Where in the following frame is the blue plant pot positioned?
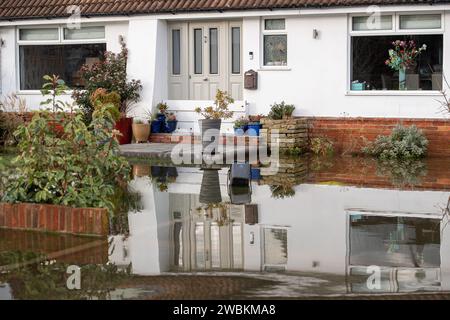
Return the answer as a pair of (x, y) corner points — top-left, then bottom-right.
(234, 127), (245, 136)
(251, 168), (261, 180)
(157, 113), (166, 122)
(166, 120), (178, 133)
(247, 123), (261, 136)
(151, 120), (162, 133)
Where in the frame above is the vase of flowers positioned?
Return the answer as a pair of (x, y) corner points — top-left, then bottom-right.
(385, 40), (427, 90)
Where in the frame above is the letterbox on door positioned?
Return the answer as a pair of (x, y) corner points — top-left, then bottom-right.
(244, 70), (258, 90)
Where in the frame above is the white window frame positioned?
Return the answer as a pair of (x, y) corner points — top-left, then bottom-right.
(260, 17), (290, 71)
(16, 24), (107, 93)
(347, 12), (444, 96)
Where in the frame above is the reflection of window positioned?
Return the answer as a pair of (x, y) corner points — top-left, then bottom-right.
(19, 44), (106, 90)
(264, 228), (288, 266)
(351, 35), (443, 91)
(263, 19), (287, 66)
(349, 215), (441, 268)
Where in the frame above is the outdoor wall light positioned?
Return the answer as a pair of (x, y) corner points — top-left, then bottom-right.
(249, 51), (254, 60)
(0, 38), (4, 47)
(313, 29), (319, 39)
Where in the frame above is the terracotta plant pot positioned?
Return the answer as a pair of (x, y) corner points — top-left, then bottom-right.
(132, 123), (150, 143)
(115, 117), (133, 145)
(132, 164), (151, 177)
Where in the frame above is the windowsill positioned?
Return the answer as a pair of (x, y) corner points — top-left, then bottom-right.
(346, 90), (442, 96)
(258, 66), (291, 71)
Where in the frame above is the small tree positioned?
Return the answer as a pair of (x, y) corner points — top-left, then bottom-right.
(195, 90), (234, 120)
(72, 36), (142, 123)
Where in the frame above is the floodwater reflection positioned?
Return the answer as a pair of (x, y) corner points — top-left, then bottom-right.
(1, 156), (449, 298)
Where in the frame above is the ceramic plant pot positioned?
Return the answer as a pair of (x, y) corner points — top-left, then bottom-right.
(132, 123), (150, 143)
(199, 119), (222, 154)
(115, 117), (133, 145)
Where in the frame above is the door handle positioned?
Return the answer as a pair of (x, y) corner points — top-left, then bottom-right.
(203, 78), (209, 81)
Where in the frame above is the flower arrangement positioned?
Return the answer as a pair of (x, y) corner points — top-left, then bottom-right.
(385, 40), (427, 72)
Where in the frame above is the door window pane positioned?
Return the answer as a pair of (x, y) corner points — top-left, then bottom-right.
(264, 228), (288, 265)
(265, 19), (285, 30)
(400, 14), (441, 30)
(231, 27), (241, 74)
(351, 34), (443, 91)
(172, 29), (181, 75)
(195, 223), (205, 269)
(263, 35), (287, 66)
(19, 43), (106, 90)
(194, 28), (203, 74)
(352, 15), (393, 31)
(64, 26), (105, 40)
(209, 28), (218, 74)
(19, 28), (59, 41)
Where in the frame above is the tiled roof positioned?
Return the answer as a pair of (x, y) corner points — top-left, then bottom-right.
(0, 0), (448, 21)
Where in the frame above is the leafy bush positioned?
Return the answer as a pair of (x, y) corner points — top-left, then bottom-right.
(270, 185), (296, 199)
(268, 101), (295, 120)
(310, 137), (334, 157)
(376, 158), (427, 187)
(1, 77), (130, 213)
(90, 88), (121, 122)
(195, 90), (234, 120)
(0, 93), (27, 146)
(363, 125), (428, 160)
(72, 36), (142, 123)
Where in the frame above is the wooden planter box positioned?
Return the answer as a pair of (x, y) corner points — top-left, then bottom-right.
(0, 203), (109, 236)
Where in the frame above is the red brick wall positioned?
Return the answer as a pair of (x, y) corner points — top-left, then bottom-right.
(0, 203), (109, 236)
(308, 117), (450, 157)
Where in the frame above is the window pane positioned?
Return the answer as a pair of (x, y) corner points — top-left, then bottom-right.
(19, 44), (106, 90)
(352, 15), (393, 31)
(400, 14), (441, 29)
(194, 28), (203, 74)
(195, 223), (205, 269)
(209, 28), (218, 74)
(264, 228), (288, 265)
(19, 28), (59, 41)
(264, 35), (287, 66)
(231, 27), (241, 74)
(351, 35), (443, 91)
(265, 19), (285, 30)
(172, 29), (181, 75)
(64, 26), (105, 40)
(232, 224), (243, 268)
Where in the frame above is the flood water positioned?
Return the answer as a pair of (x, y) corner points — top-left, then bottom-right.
(1, 155), (449, 300)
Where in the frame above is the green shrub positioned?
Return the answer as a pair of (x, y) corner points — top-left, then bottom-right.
(270, 185), (296, 199)
(72, 36), (142, 123)
(310, 137), (334, 157)
(363, 125), (428, 160)
(0, 93), (27, 146)
(1, 77), (130, 213)
(90, 88), (121, 122)
(268, 101), (295, 120)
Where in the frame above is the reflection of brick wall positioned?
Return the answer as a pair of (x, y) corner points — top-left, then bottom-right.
(307, 157), (450, 191)
(0, 229), (108, 265)
(0, 203), (109, 236)
(308, 117), (450, 157)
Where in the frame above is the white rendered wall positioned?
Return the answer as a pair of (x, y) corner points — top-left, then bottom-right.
(127, 19), (168, 119)
(242, 13), (450, 119)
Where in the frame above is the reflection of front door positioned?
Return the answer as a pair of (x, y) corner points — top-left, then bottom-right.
(189, 22), (227, 100)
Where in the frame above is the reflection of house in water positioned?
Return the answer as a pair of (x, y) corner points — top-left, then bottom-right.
(111, 164), (450, 293)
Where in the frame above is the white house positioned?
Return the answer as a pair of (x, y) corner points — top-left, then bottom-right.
(1, 1), (450, 133)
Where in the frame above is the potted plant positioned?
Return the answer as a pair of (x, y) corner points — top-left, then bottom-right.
(156, 102), (168, 121)
(195, 90), (234, 154)
(150, 113), (163, 134)
(385, 40), (427, 90)
(268, 102), (295, 120)
(165, 112), (178, 133)
(233, 116), (249, 135)
(247, 114), (265, 136)
(132, 119), (150, 143)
